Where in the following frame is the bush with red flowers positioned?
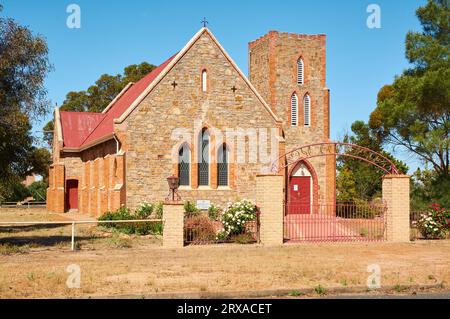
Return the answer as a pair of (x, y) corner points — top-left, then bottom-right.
(413, 203), (450, 239)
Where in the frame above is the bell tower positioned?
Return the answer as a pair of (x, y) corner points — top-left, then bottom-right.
(248, 31), (334, 205)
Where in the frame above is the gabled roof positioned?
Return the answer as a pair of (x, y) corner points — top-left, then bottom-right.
(59, 111), (105, 148)
(59, 53), (177, 150)
(59, 27), (280, 152)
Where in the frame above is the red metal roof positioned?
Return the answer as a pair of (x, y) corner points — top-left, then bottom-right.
(60, 53), (177, 150)
(60, 111), (105, 148)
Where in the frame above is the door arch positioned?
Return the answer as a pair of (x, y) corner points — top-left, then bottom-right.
(287, 160), (319, 215)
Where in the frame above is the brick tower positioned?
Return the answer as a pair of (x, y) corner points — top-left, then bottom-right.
(248, 31), (335, 206)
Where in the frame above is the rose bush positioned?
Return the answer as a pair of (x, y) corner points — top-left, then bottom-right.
(219, 199), (258, 238)
(414, 203), (450, 239)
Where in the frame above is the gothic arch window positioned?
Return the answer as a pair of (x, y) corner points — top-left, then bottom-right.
(217, 143), (228, 187)
(198, 128), (209, 186)
(297, 58), (304, 85)
(202, 70), (207, 92)
(291, 93), (298, 126)
(304, 94), (311, 126)
(178, 143), (190, 186)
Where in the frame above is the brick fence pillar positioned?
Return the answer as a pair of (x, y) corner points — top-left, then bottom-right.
(382, 175), (410, 242)
(53, 163), (65, 213)
(163, 201), (184, 249)
(256, 173), (284, 246)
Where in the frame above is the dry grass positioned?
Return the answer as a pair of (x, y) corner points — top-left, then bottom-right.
(0, 209), (449, 298)
(0, 240), (448, 298)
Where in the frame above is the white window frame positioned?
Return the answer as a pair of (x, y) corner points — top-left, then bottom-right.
(291, 93), (298, 126)
(304, 94), (311, 127)
(297, 58), (304, 85)
(202, 70), (207, 92)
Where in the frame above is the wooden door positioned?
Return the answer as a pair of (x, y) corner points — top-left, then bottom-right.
(288, 176), (311, 214)
(66, 179), (78, 210)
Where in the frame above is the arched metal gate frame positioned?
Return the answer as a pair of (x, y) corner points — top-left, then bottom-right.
(270, 142), (400, 243)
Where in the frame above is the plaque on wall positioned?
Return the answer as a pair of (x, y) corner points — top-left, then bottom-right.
(196, 200), (211, 210)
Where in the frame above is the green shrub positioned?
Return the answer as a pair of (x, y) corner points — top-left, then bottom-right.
(98, 204), (163, 236)
(208, 204), (222, 221)
(220, 199), (257, 238)
(414, 203), (450, 239)
(135, 202), (154, 219)
(184, 201), (199, 217)
(154, 202), (163, 219)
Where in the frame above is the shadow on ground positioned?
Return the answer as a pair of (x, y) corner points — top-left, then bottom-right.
(0, 235), (94, 247)
(0, 224), (69, 234)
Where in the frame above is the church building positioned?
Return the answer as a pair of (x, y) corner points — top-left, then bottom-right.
(46, 27), (335, 216)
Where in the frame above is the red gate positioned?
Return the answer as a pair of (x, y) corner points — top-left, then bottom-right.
(269, 142), (399, 243)
(284, 202), (387, 242)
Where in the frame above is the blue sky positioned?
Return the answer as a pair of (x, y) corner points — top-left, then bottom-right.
(2, 0), (425, 170)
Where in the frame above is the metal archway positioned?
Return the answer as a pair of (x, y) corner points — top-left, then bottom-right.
(271, 142), (400, 175)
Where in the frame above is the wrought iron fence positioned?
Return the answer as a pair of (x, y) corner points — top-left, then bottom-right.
(410, 211), (426, 240)
(284, 202), (387, 242)
(184, 214), (260, 245)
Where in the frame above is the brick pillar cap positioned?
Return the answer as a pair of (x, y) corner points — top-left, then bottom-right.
(383, 174), (410, 179)
(163, 200), (184, 206)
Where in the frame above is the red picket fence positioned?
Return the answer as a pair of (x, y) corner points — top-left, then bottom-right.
(284, 202), (387, 242)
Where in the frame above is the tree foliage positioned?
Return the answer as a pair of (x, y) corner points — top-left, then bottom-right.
(337, 121), (408, 202)
(43, 62), (156, 145)
(369, 0), (449, 177)
(0, 7), (52, 201)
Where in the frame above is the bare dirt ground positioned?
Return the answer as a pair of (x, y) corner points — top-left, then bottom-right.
(0, 209), (449, 299)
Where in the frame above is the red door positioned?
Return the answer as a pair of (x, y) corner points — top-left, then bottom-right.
(66, 180), (78, 211)
(288, 176), (311, 214)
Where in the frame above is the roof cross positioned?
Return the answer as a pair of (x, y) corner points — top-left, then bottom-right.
(201, 17), (209, 28)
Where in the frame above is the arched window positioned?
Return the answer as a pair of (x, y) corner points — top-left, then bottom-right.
(202, 70), (207, 92)
(304, 94), (311, 126)
(297, 58), (304, 85)
(217, 144), (228, 187)
(198, 128), (209, 186)
(291, 93), (298, 126)
(178, 144), (190, 186)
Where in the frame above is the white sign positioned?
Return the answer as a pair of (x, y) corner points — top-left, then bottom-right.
(196, 200), (211, 210)
(293, 185), (298, 191)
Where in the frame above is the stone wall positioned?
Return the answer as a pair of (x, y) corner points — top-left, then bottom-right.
(249, 31), (335, 204)
(121, 31), (282, 210)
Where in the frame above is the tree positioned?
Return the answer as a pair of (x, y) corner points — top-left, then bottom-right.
(28, 181), (47, 201)
(0, 5), (52, 201)
(369, 0), (449, 177)
(337, 121), (408, 201)
(43, 62), (156, 146)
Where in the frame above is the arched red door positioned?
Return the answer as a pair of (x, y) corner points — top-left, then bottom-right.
(288, 176), (311, 214)
(66, 179), (78, 211)
(287, 162), (313, 215)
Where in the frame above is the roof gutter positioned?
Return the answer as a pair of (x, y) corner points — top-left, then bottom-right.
(62, 132), (115, 153)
